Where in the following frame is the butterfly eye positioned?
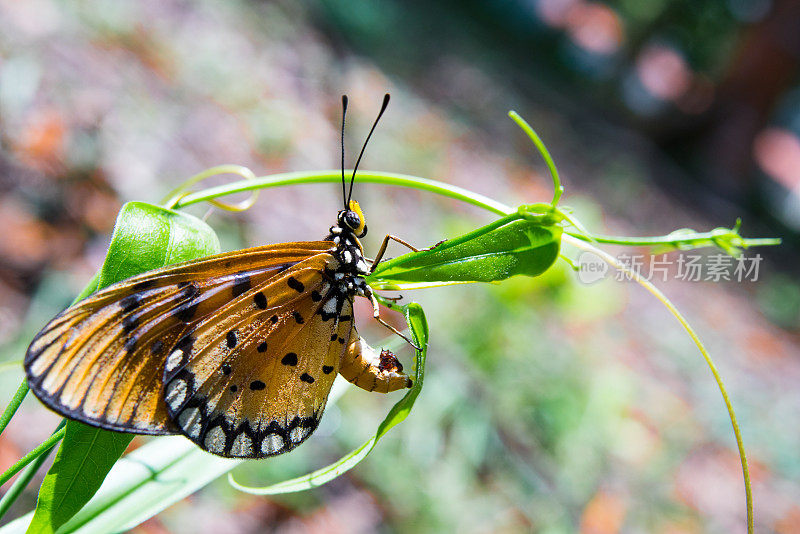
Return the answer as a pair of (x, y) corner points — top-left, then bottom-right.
(342, 210), (361, 231)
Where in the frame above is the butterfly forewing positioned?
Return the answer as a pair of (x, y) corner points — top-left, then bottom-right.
(163, 257), (356, 458)
(24, 241), (336, 436)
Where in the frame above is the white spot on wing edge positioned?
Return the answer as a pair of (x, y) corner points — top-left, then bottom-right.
(262, 433), (284, 455)
(165, 379), (188, 410)
(204, 425), (227, 454)
(165, 349), (184, 372)
(83, 403), (103, 418)
(290, 425), (310, 444)
(177, 407), (202, 438)
(230, 432), (253, 457)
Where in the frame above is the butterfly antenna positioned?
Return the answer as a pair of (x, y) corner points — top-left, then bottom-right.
(341, 95), (349, 210)
(347, 93), (390, 205)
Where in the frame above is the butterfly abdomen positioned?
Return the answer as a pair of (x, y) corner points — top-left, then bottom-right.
(339, 337), (412, 394)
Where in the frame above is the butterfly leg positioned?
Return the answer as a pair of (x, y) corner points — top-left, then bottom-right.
(368, 291), (421, 350)
(339, 336), (412, 392)
(369, 235), (421, 273)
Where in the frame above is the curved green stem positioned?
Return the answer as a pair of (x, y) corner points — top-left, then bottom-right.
(170, 170), (511, 215)
(0, 421), (66, 522)
(168, 170), (779, 255)
(0, 437), (57, 521)
(508, 111), (563, 207)
(0, 461), (38, 520)
(562, 234), (753, 533)
(0, 381), (29, 438)
(0, 423), (67, 488)
(162, 164), (259, 211)
(567, 230), (780, 250)
(0, 424), (66, 488)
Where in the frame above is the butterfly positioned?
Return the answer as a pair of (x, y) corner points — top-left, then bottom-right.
(24, 94), (417, 458)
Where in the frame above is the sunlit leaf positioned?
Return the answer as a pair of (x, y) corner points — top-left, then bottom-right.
(367, 216), (562, 289)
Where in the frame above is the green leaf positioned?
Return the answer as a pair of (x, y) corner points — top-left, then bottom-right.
(367, 215), (562, 289)
(96, 201), (221, 287)
(26, 202), (220, 534)
(24, 429), (133, 534)
(230, 302), (429, 494)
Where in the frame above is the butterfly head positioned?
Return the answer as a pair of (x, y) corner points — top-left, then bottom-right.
(337, 200), (367, 238)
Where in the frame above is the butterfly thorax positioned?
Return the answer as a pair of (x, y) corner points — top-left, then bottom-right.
(326, 228), (369, 275)
(323, 205), (372, 304)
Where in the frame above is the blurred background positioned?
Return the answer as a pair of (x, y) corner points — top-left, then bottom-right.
(1, 0), (800, 532)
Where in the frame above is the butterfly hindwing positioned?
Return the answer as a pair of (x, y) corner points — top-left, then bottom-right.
(24, 242), (335, 436)
(163, 260), (355, 458)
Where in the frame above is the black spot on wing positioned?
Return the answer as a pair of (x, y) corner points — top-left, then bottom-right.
(120, 294), (142, 314)
(250, 380), (266, 391)
(174, 283), (200, 323)
(254, 292), (268, 309)
(287, 276), (304, 293)
(226, 330), (237, 348)
(232, 273), (251, 297)
(322, 365), (334, 374)
(133, 280), (155, 291)
(123, 336), (137, 352)
(300, 373), (315, 384)
(292, 311), (304, 324)
(281, 353), (298, 366)
(174, 334), (195, 355)
(175, 302), (198, 323)
(121, 314), (139, 334)
(257, 342), (268, 353)
(179, 282), (200, 297)
(319, 309), (337, 321)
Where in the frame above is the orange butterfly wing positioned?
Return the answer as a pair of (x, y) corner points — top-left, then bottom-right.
(163, 261), (356, 457)
(24, 242), (334, 436)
